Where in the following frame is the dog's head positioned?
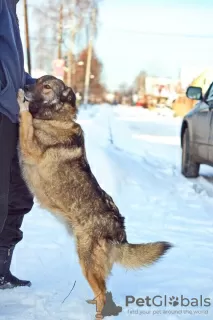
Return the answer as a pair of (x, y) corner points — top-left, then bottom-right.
(24, 75), (77, 120)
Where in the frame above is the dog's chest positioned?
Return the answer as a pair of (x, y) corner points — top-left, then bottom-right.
(22, 162), (44, 195)
(20, 154), (54, 203)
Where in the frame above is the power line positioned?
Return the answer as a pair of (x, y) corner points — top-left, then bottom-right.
(99, 26), (213, 39)
(25, 28), (213, 42)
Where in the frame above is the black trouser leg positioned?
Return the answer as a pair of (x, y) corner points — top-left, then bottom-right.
(0, 112), (33, 248)
(0, 113), (33, 288)
(0, 152), (34, 247)
(0, 113), (17, 237)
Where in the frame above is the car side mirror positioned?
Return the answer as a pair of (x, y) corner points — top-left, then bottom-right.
(186, 86), (203, 100)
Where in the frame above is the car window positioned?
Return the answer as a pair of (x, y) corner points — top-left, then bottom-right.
(206, 84), (213, 102)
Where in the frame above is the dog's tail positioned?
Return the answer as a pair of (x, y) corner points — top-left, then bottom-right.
(114, 241), (172, 268)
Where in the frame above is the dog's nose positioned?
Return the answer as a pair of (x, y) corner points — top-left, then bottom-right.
(24, 85), (30, 92)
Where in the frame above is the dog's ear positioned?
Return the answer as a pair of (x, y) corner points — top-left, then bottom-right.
(60, 87), (76, 106)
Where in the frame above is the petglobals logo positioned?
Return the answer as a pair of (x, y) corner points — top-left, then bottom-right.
(125, 295), (211, 308)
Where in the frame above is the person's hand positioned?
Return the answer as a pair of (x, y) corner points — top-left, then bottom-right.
(17, 89), (29, 112)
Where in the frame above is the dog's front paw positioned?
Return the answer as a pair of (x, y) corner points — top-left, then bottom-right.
(17, 89), (29, 112)
(17, 89), (24, 104)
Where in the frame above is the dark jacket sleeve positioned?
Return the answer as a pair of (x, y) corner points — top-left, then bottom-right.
(25, 72), (36, 85)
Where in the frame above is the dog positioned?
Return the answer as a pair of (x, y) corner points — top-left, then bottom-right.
(17, 76), (172, 319)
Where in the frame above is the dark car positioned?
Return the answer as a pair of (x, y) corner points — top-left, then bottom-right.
(181, 82), (213, 178)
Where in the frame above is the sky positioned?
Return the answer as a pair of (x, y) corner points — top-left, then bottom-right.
(17, 0), (213, 90)
(95, 0), (213, 89)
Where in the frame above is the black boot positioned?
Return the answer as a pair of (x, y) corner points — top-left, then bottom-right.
(102, 291), (122, 317)
(0, 246), (31, 289)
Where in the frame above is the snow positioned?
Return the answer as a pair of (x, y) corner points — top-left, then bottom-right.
(1, 105), (213, 319)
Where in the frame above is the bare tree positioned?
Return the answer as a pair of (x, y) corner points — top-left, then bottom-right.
(33, 0), (101, 74)
(134, 71), (147, 95)
(73, 47), (105, 101)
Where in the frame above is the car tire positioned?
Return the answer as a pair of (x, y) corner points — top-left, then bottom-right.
(181, 128), (200, 178)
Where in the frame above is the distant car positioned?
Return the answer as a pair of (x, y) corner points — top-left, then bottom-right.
(181, 83), (213, 178)
(136, 100), (148, 108)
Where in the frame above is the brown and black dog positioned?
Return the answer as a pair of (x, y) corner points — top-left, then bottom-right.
(17, 76), (172, 319)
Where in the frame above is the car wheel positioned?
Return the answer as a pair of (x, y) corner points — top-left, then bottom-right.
(181, 128), (200, 178)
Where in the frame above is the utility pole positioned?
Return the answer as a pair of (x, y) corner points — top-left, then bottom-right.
(57, 3), (63, 59)
(23, 0), (31, 74)
(67, 30), (76, 87)
(67, 0), (77, 87)
(83, 3), (97, 106)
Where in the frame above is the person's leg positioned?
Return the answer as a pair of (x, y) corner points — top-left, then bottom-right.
(0, 114), (34, 288)
(1, 148), (34, 247)
(0, 114), (16, 234)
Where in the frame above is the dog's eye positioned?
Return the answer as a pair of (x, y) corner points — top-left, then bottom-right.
(44, 84), (51, 89)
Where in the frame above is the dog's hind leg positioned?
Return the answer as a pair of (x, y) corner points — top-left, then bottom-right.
(86, 270), (106, 319)
(77, 239), (113, 319)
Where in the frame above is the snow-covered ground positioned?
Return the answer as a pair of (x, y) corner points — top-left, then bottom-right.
(1, 105), (213, 320)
